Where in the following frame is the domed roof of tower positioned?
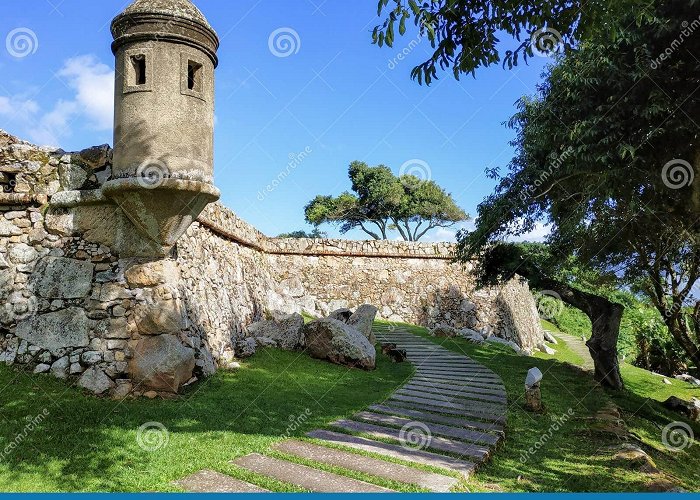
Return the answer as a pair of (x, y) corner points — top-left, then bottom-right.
(119, 0), (212, 29)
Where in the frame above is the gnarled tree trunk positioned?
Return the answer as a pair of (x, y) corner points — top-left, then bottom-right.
(536, 278), (625, 390)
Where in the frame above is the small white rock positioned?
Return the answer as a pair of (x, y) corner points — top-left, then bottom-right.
(525, 367), (543, 389)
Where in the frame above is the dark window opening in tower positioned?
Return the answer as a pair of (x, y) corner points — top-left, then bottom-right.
(188, 61), (203, 91)
(131, 55), (147, 85)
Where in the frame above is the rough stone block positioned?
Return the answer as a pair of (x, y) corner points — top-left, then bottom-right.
(31, 257), (94, 299)
(16, 308), (90, 354)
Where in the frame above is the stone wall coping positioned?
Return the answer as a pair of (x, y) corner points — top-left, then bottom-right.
(196, 201), (458, 260)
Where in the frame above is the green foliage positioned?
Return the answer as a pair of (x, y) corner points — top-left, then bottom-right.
(459, 0), (700, 367)
(305, 161), (467, 241)
(276, 229), (328, 239)
(372, 0), (646, 84)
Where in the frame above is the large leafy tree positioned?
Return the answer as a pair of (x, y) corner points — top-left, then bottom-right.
(372, 0), (647, 83)
(460, 0), (700, 377)
(305, 161), (467, 240)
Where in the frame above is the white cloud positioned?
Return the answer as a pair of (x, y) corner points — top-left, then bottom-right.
(57, 55), (114, 130)
(0, 55), (114, 147)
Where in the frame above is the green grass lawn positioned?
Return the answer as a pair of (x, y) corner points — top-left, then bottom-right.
(2, 320), (698, 493)
(0, 348), (412, 492)
(376, 320), (700, 492)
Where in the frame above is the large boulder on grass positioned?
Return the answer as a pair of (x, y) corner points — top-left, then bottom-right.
(303, 318), (376, 370)
(347, 304), (378, 344)
(247, 312), (305, 350)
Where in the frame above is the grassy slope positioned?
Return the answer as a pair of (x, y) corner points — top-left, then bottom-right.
(539, 320), (699, 402)
(377, 320), (700, 492)
(0, 348), (412, 492)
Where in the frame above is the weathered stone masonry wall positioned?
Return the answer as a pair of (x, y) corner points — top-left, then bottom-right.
(0, 132), (542, 398)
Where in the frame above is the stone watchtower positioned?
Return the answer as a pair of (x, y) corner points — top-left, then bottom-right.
(103, 0), (220, 257)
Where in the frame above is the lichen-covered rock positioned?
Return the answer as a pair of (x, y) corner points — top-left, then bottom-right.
(246, 312), (304, 351)
(328, 308), (352, 323)
(347, 304), (378, 344)
(16, 308), (90, 354)
(235, 338), (257, 358)
(303, 318), (376, 370)
(78, 366), (115, 395)
(31, 257), (94, 299)
(129, 334), (195, 393)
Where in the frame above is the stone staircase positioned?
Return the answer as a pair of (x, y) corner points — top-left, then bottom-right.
(175, 324), (507, 492)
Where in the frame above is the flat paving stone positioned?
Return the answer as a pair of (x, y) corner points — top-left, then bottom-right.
(388, 396), (506, 423)
(353, 411), (500, 446)
(414, 373), (502, 384)
(408, 379), (506, 397)
(393, 390), (505, 415)
(174, 469), (269, 493)
(413, 375), (504, 388)
(273, 440), (457, 492)
(402, 384), (507, 404)
(330, 419), (490, 461)
(369, 405), (504, 434)
(233, 453), (391, 493)
(307, 430), (476, 476)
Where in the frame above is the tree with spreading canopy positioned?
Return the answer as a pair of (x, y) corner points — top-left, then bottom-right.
(305, 161), (467, 241)
(459, 0), (700, 385)
(372, 0), (647, 84)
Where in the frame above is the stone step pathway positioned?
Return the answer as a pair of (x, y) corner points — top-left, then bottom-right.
(272, 440), (458, 492)
(176, 326), (507, 492)
(553, 331), (594, 369)
(174, 469), (269, 493)
(232, 453), (391, 492)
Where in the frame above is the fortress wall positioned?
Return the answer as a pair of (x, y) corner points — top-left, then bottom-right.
(0, 132), (543, 398)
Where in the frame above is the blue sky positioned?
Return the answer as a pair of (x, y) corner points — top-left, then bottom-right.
(0, 0), (552, 241)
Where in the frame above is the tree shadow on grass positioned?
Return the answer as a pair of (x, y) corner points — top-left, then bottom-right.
(0, 348), (413, 492)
